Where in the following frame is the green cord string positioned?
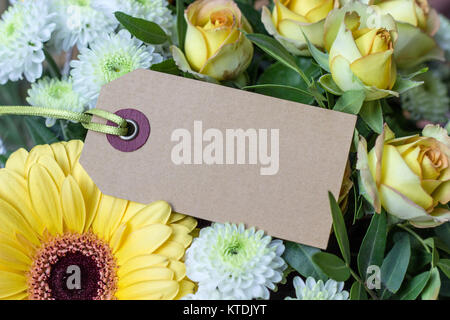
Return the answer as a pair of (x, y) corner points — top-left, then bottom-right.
(0, 106), (129, 136)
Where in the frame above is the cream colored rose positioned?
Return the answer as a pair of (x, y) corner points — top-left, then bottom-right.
(171, 0), (254, 81)
(357, 124), (450, 228)
(262, 0), (339, 55)
(324, 2), (398, 100)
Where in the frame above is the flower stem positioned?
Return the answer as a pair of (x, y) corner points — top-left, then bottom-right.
(348, 264), (379, 300)
(397, 223), (431, 253)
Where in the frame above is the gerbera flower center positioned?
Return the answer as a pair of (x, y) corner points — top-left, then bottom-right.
(28, 233), (117, 300)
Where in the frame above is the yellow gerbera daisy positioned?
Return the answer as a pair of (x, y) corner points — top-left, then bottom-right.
(0, 140), (197, 300)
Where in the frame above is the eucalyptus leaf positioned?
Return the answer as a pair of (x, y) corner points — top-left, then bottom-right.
(328, 192), (351, 264)
(350, 281), (368, 300)
(318, 74), (343, 96)
(397, 271), (430, 300)
(333, 90), (365, 114)
(115, 11), (168, 44)
(282, 242), (328, 281)
(359, 100), (383, 134)
(421, 267), (441, 300)
(435, 223), (450, 249)
(379, 233), (411, 298)
(357, 211), (387, 280)
(437, 259), (450, 279)
(312, 252), (351, 282)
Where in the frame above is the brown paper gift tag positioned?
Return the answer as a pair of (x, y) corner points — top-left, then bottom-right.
(80, 69), (356, 249)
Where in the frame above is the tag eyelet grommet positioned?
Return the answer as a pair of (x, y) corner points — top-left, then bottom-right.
(106, 108), (150, 152)
(119, 119), (139, 141)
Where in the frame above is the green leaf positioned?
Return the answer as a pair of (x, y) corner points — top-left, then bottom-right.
(282, 242), (328, 281)
(359, 100), (383, 134)
(115, 11), (168, 44)
(397, 271), (430, 300)
(176, 0), (187, 50)
(392, 77), (423, 94)
(350, 281), (368, 300)
(435, 222), (450, 249)
(235, 2), (267, 35)
(358, 211), (387, 280)
(150, 59), (180, 75)
(301, 31), (330, 72)
(328, 192), (351, 264)
(312, 252), (351, 282)
(24, 117), (59, 146)
(379, 233), (411, 298)
(421, 267), (441, 300)
(318, 74), (343, 96)
(245, 33), (305, 78)
(437, 259), (450, 279)
(333, 90), (365, 115)
(244, 84), (313, 97)
(401, 67), (428, 80)
(254, 57), (320, 104)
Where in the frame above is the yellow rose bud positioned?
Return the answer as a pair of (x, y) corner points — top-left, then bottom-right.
(172, 0), (254, 81)
(324, 3), (398, 100)
(370, 0), (444, 68)
(262, 0), (339, 55)
(357, 124), (450, 228)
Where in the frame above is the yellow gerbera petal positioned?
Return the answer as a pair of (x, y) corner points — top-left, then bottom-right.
(127, 201), (172, 230)
(0, 291), (28, 300)
(61, 176), (86, 234)
(24, 145), (54, 176)
(0, 170), (43, 235)
(0, 198), (40, 246)
(5, 148), (28, 176)
(116, 224), (172, 265)
(172, 216), (198, 232)
(50, 141), (71, 176)
(37, 156), (66, 190)
(92, 194), (128, 241)
(71, 164), (100, 232)
(169, 224), (193, 248)
(154, 241), (186, 260)
(119, 268), (175, 288)
(168, 260), (187, 281)
(174, 280), (196, 299)
(115, 280), (179, 300)
(0, 270), (27, 299)
(118, 254), (170, 278)
(64, 140), (83, 171)
(28, 164), (63, 235)
(0, 243), (32, 272)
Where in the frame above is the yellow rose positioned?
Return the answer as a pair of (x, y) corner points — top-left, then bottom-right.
(171, 0), (254, 82)
(357, 124), (450, 228)
(370, 0), (444, 68)
(324, 2), (398, 100)
(262, 0), (339, 55)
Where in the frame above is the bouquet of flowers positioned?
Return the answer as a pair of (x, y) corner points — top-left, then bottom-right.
(0, 0), (448, 301)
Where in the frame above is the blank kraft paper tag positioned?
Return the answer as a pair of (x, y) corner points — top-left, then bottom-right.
(80, 69), (357, 249)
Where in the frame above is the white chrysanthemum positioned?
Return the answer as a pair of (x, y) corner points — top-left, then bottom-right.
(49, 0), (116, 52)
(182, 287), (235, 300)
(70, 29), (163, 107)
(185, 223), (287, 300)
(0, 0), (55, 84)
(92, 0), (174, 35)
(285, 276), (349, 300)
(26, 78), (87, 127)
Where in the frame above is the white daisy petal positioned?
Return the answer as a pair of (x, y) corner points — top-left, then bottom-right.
(286, 276), (349, 300)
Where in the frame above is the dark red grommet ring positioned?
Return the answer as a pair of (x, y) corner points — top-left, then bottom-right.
(106, 108), (150, 152)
